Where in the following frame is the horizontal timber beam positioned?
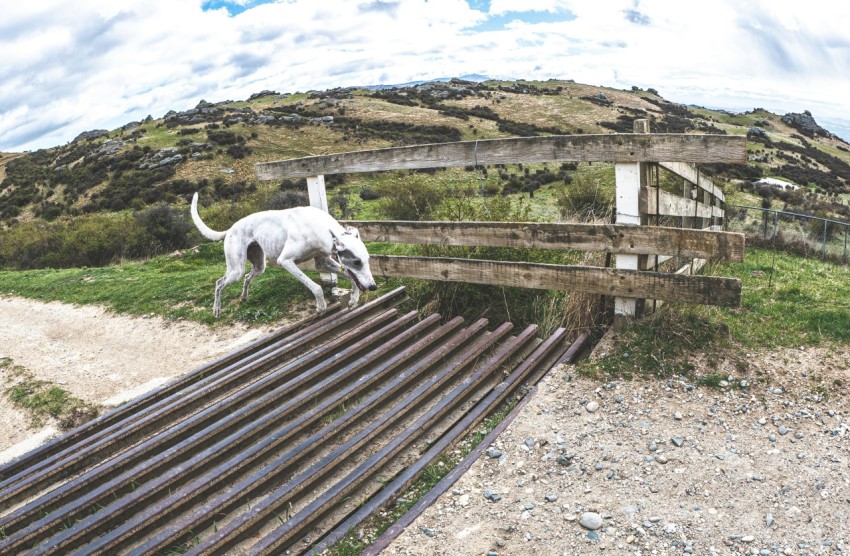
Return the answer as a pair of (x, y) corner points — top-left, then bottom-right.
(659, 161), (725, 202)
(642, 188), (724, 219)
(370, 255), (741, 307)
(256, 134), (747, 179)
(343, 220), (744, 262)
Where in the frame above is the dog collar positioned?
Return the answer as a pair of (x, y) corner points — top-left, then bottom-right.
(330, 242), (345, 273)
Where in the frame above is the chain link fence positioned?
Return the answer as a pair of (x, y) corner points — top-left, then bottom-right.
(727, 204), (850, 265)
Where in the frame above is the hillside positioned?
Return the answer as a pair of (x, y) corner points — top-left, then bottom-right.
(1, 79), (849, 229)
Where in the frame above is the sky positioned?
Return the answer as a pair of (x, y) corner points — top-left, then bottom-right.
(2, 0), (849, 152)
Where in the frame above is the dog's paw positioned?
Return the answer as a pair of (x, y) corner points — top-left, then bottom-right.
(316, 301), (328, 314)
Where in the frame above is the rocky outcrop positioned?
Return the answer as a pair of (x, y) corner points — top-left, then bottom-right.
(580, 92), (613, 106)
(782, 110), (830, 138)
(138, 148), (183, 169)
(73, 129), (109, 142)
(247, 90), (280, 101)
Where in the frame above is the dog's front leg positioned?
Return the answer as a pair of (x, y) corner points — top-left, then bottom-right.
(347, 286), (360, 309)
(314, 256), (359, 309)
(278, 259), (327, 313)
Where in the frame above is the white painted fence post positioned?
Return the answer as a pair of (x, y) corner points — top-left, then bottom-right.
(614, 163), (640, 329)
(613, 119), (649, 330)
(306, 175), (337, 287)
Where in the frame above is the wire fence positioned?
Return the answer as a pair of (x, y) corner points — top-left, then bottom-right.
(727, 204), (850, 265)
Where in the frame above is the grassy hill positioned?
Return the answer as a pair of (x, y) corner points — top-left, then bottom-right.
(2, 78), (848, 226)
(1, 77), (849, 332)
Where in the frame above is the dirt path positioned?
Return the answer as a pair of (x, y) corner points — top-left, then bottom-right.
(0, 296), (271, 464)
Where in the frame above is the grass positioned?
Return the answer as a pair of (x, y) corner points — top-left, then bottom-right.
(1, 357), (100, 428)
(580, 247), (850, 382)
(0, 242), (320, 326)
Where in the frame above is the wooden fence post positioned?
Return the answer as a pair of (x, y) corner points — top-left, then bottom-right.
(306, 175), (337, 287)
(613, 120), (650, 330)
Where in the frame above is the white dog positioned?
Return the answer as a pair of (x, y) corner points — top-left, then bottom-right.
(190, 192), (377, 317)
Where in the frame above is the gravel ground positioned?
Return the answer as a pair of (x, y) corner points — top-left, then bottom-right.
(384, 345), (850, 556)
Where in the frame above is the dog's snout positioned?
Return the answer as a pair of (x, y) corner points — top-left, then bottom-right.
(368, 284), (377, 291)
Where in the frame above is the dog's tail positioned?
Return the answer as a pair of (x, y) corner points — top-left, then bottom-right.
(190, 192), (227, 241)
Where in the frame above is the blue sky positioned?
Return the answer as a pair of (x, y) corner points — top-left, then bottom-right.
(2, 0), (849, 152)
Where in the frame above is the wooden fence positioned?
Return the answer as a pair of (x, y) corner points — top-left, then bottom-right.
(255, 120), (747, 327)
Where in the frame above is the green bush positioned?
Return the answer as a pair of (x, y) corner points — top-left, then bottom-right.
(375, 174), (442, 220)
(133, 204), (194, 255)
(554, 174), (614, 220)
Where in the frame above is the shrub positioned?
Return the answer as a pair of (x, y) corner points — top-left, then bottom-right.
(226, 145), (252, 159)
(261, 190), (309, 210)
(359, 188), (381, 201)
(206, 130), (245, 146)
(132, 204), (194, 256)
(375, 174), (442, 220)
(555, 174), (614, 221)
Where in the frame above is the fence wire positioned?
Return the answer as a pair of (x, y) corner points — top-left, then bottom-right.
(728, 204), (850, 265)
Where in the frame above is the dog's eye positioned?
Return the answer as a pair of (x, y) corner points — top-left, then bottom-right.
(351, 259), (363, 269)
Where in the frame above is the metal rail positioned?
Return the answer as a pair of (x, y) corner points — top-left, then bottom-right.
(0, 286), (573, 555)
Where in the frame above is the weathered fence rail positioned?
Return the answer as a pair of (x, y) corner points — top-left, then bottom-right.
(256, 133), (744, 178)
(255, 123), (747, 324)
(340, 221), (744, 260)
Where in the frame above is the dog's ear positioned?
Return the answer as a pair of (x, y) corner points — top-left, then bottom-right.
(344, 226), (360, 239)
(330, 229), (345, 250)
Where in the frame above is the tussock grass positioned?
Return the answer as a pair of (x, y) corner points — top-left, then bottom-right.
(580, 247), (850, 382)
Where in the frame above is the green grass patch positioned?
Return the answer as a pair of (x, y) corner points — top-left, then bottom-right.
(1, 357), (100, 429)
(0, 242), (322, 326)
(715, 248), (850, 346)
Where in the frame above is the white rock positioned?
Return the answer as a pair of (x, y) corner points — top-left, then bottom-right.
(579, 511), (603, 530)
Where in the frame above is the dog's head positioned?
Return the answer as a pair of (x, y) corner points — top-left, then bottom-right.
(331, 227), (377, 292)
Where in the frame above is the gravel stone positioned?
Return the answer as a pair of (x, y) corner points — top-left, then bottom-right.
(579, 512), (603, 530)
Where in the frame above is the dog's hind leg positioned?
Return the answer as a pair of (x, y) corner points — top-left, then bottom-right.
(278, 257), (327, 313)
(214, 236), (247, 318)
(214, 270), (244, 317)
(241, 242), (266, 301)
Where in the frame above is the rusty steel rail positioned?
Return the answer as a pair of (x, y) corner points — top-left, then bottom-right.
(0, 310), (428, 551)
(0, 286), (574, 555)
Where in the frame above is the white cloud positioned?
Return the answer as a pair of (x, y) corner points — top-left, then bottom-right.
(1, 0), (849, 151)
(488, 0), (574, 15)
